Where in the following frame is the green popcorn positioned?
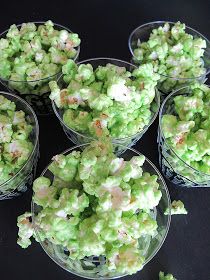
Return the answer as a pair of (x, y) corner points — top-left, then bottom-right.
(63, 109), (92, 132)
(78, 215), (106, 257)
(88, 117), (110, 138)
(49, 46), (68, 65)
(51, 176), (73, 190)
(137, 212), (158, 236)
(49, 151), (81, 182)
(20, 22), (36, 40)
(0, 115), (13, 143)
(49, 81), (62, 107)
(0, 21), (80, 95)
(12, 124), (32, 141)
(162, 115), (195, 146)
(162, 83), (210, 179)
(96, 182), (131, 212)
(132, 63), (160, 81)
(34, 50), (47, 63)
(0, 95), (16, 111)
(0, 59), (11, 79)
(95, 64), (130, 82)
(0, 38), (9, 50)
(57, 188), (89, 216)
(0, 162), (14, 184)
(98, 210), (122, 229)
(112, 156), (144, 182)
(132, 21), (207, 93)
(171, 21), (185, 40)
(62, 59), (78, 83)
(50, 60), (158, 139)
(17, 140), (163, 277)
(107, 77), (131, 102)
(109, 157), (125, 174)
(75, 64), (95, 84)
(131, 172), (162, 210)
(33, 177), (57, 208)
(174, 95), (203, 120)
(3, 139), (33, 166)
(88, 94), (113, 111)
(159, 271), (177, 280)
(95, 65), (110, 80)
(165, 200), (187, 215)
(13, 60), (35, 77)
(12, 110), (28, 125)
(121, 211), (157, 239)
(41, 212), (79, 246)
(0, 94), (33, 185)
(161, 115), (178, 138)
(40, 63), (59, 77)
(68, 33), (81, 47)
(6, 24), (20, 39)
(17, 212), (34, 249)
(78, 142), (112, 187)
(26, 67), (43, 85)
(107, 244), (145, 275)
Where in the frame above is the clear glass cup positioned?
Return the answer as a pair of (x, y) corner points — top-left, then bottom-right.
(0, 22), (80, 115)
(0, 92), (39, 200)
(158, 86), (210, 187)
(32, 143), (171, 279)
(52, 57), (160, 151)
(128, 21), (210, 95)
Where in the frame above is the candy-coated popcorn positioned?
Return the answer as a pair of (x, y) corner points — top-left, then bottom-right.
(132, 22), (207, 93)
(106, 244), (145, 274)
(33, 177), (57, 208)
(165, 200), (187, 215)
(48, 151), (81, 182)
(159, 271), (177, 280)
(0, 21), (80, 95)
(0, 95), (33, 185)
(17, 141), (162, 276)
(50, 60), (159, 139)
(162, 84), (210, 177)
(17, 212), (34, 248)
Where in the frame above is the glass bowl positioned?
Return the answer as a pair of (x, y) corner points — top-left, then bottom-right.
(0, 91), (39, 200)
(32, 143), (171, 279)
(158, 86), (210, 187)
(0, 21), (80, 115)
(52, 57), (160, 151)
(128, 21), (210, 95)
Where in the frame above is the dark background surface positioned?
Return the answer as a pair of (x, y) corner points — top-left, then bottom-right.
(0, 0), (210, 279)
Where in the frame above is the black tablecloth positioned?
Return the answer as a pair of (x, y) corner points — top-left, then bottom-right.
(0, 1), (210, 279)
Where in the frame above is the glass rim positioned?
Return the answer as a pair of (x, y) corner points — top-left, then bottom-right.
(159, 85), (210, 179)
(0, 21), (80, 83)
(31, 142), (171, 279)
(0, 91), (39, 188)
(52, 57), (160, 142)
(128, 20), (210, 80)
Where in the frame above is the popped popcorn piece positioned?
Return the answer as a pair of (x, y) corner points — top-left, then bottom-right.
(165, 200), (188, 215)
(159, 271), (177, 280)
